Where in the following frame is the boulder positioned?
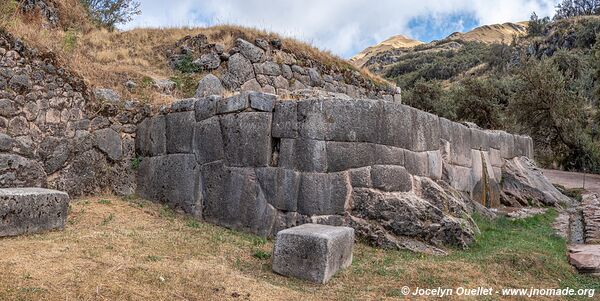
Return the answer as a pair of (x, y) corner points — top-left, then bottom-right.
(236, 38), (265, 63)
(501, 156), (573, 207)
(194, 95), (221, 121)
(195, 74), (224, 98)
(272, 224), (354, 283)
(370, 165), (412, 192)
(248, 92), (275, 112)
(568, 244), (600, 275)
(94, 88), (120, 103)
(94, 128), (122, 161)
(193, 52), (221, 70)
(0, 188), (69, 237)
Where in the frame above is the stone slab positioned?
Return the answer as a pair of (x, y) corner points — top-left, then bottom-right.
(0, 188), (69, 237)
(272, 224), (354, 283)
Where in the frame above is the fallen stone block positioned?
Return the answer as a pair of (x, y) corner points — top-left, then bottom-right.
(568, 244), (600, 275)
(272, 224), (354, 283)
(0, 188), (69, 237)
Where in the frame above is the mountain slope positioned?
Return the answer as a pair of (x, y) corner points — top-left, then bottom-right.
(350, 35), (423, 68)
(447, 22), (528, 44)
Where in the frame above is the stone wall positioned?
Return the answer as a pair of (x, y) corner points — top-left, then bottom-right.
(169, 35), (400, 101)
(135, 92), (536, 253)
(0, 30), (148, 197)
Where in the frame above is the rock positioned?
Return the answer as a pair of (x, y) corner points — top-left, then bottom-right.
(0, 188), (69, 237)
(124, 80), (137, 90)
(581, 193), (600, 244)
(153, 79), (177, 95)
(0, 99), (18, 117)
(270, 38), (282, 49)
(8, 116), (28, 136)
(272, 101), (298, 138)
(501, 157), (572, 207)
(568, 244), (600, 275)
(279, 138), (328, 172)
(235, 38), (265, 63)
(241, 78), (262, 92)
(135, 115), (166, 156)
(256, 167), (301, 211)
(0, 154), (46, 188)
(220, 112), (272, 167)
(249, 92), (275, 112)
(194, 95), (221, 121)
(0, 133), (13, 151)
(272, 224), (354, 284)
(195, 74), (224, 97)
(308, 68), (323, 87)
(254, 61), (281, 76)
(255, 38), (269, 50)
(39, 137), (70, 173)
(8, 74), (31, 93)
(94, 128), (122, 161)
(371, 165), (412, 192)
(94, 88), (120, 103)
(216, 93), (249, 114)
(90, 116), (110, 130)
(193, 116), (224, 164)
(193, 52), (221, 70)
(165, 111), (195, 154)
(297, 172), (349, 215)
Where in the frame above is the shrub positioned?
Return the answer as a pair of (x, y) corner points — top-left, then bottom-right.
(79, 0), (141, 30)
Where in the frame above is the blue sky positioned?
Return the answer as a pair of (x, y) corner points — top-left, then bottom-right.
(123, 0), (560, 58)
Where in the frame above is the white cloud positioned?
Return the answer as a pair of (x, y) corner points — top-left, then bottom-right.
(124, 0), (560, 58)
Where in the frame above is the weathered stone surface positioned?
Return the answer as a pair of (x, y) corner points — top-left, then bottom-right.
(254, 61), (281, 76)
(220, 112), (272, 167)
(279, 138), (327, 172)
(272, 101), (298, 138)
(194, 95), (221, 121)
(427, 150), (443, 180)
(171, 98), (196, 112)
(272, 224), (354, 284)
(135, 115), (166, 156)
(325, 142), (404, 172)
(94, 88), (120, 103)
(439, 118), (472, 167)
(371, 165), (412, 192)
(0, 99), (18, 117)
(0, 188), (69, 237)
(0, 154), (46, 188)
(568, 244), (600, 275)
(195, 74), (224, 98)
(470, 128), (490, 151)
(380, 102), (412, 149)
(7, 116), (28, 136)
(349, 167), (372, 188)
(216, 93), (249, 114)
(223, 53), (254, 88)
(241, 78), (262, 92)
(166, 111), (194, 154)
(193, 116), (224, 164)
(136, 154), (201, 216)
(410, 108), (440, 152)
(94, 128), (122, 161)
(236, 38), (265, 63)
(501, 156), (572, 207)
(256, 167), (300, 211)
(514, 135), (534, 158)
(581, 193), (600, 244)
(297, 172), (350, 216)
(442, 164), (473, 192)
(39, 136), (70, 173)
(249, 92), (275, 112)
(404, 150), (429, 177)
(194, 52), (221, 70)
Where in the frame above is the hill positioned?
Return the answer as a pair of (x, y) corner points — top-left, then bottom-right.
(358, 15), (600, 173)
(0, 0), (393, 105)
(350, 35), (423, 68)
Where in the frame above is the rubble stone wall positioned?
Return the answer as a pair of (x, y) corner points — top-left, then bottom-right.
(0, 31), (148, 197)
(136, 92), (534, 250)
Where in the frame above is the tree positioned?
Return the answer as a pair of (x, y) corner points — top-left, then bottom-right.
(555, 0), (600, 19)
(80, 0), (141, 30)
(527, 12), (550, 36)
(403, 79), (457, 120)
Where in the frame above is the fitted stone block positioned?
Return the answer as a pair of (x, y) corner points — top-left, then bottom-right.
(194, 95), (221, 122)
(166, 111), (195, 154)
(470, 128), (490, 151)
(411, 108), (440, 152)
(249, 92), (276, 112)
(439, 118), (472, 167)
(349, 167), (372, 188)
(427, 150), (443, 180)
(135, 115), (166, 156)
(272, 101), (298, 138)
(380, 102), (412, 149)
(0, 188), (69, 237)
(193, 116), (224, 164)
(326, 142), (404, 172)
(279, 138), (327, 172)
(404, 150), (429, 177)
(297, 172), (350, 215)
(514, 135), (534, 159)
(216, 93), (249, 114)
(442, 164), (473, 192)
(256, 167), (300, 211)
(272, 224), (354, 284)
(497, 131), (515, 159)
(220, 112), (272, 167)
(371, 165), (412, 192)
(136, 154), (201, 216)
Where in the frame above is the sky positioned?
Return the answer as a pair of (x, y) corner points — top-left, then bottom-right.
(123, 0), (561, 58)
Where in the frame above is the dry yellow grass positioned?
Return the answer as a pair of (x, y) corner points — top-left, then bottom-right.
(0, 0), (391, 105)
(0, 196), (594, 301)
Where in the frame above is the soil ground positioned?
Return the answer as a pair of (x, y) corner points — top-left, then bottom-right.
(543, 169), (600, 194)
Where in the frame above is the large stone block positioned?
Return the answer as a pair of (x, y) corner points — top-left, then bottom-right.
(136, 154), (201, 216)
(166, 111), (195, 154)
(203, 166), (276, 237)
(248, 92), (276, 112)
(0, 188), (69, 237)
(193, 116), (224, 164)
(404, 150), (429, 177)
(514, 135), (534, 159)
(427, 150), (443, 180)
(439, 118), (472, 167)
(411, 108), (440, 152)
(272, 101), (298, 138)
(297, 172), (350, 216)
(220, 112), (272, 167)
(380, 102), (412, 149)
(136, 115), (167, 156)
(194, 95), (221, 122)
(216, 93), (249, 114)
(94, 128), (122, 161)
(349, 167), (372, 188)
(256, 167), (300, 211)
(279, 138), (327, 172)
(498, 131), (515, 159)
(371, 165), (412, 192)
(442, 163), (473, 192)
(326, 142), (404, 172)
(470, 128), (490, 151)
(272, 224), (354, 284)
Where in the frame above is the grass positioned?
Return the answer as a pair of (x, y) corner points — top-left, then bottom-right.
(0, 196), (597, 300)
(1, 0), (392, 106)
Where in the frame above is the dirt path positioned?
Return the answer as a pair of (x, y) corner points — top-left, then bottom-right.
(542, 169), (600, 195)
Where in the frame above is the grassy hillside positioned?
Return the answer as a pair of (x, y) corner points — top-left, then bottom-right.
(367, 16), (600, 173)
(0, 0), (387, 104)
(0, 195), (597, 300)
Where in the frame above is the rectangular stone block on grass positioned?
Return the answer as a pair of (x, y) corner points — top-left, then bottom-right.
(0, 188), (70, 237)
(272, 224), (354, 284)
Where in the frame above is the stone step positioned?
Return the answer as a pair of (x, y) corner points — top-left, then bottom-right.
(0, 188), (70, 237)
